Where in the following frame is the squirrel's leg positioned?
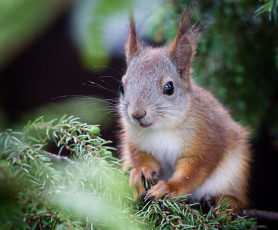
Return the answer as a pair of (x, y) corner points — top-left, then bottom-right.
(124, 150), (161, 201)
(145, 155), (210, 200)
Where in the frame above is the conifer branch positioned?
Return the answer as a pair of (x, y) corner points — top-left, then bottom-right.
(0, 115), (264, 229)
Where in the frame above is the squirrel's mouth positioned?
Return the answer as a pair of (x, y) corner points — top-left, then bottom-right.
(139, 122), (153, 128)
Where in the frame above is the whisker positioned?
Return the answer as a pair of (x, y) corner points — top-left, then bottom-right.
(92, 65), (124, 76)
(157, 111), (184, 119)
(98, 76), (121, 91)
(51, 95), (93, 100)
(98, 75), (121, 83)
(84, 81), (119, 95)
(51, 94), (118, 107)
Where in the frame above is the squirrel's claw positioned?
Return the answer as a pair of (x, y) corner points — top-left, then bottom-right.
(145, 180), (170, 200)
(129, 166), (158, 201)
(144, 191), (154, 202)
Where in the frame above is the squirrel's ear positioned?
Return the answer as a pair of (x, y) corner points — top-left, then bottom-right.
(169, 7), (201, 79)
(125, 14), (141, 64)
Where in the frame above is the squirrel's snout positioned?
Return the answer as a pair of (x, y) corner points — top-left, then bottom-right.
(131, 108), (146, 120)
(129, 99), (148, 122)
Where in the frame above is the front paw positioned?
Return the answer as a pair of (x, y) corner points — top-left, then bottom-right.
(200, 194), (215, 211)
(129, 166), (158, 201)
(145, 180), (170, 201)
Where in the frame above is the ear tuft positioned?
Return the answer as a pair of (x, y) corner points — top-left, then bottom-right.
(169, 5), (202, 79)
(125, 14), (141, 65)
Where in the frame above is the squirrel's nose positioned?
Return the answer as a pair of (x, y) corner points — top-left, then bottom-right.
(131, 108), (146, 120)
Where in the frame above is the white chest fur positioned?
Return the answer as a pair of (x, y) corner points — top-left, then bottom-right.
(191, 146), (247, 200)
(128, 126), (186, 180)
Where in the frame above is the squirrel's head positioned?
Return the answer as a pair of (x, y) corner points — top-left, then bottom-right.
(119, 8), (201, 130)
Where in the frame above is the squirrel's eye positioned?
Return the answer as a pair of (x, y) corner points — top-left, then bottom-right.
(163, 81), (174, 95)
(119, 82), (124, 95)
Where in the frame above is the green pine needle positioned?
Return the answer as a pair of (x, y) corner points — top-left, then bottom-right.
(0, 115), (262, 229)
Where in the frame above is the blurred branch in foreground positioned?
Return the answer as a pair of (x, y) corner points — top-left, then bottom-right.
(255, 0), (278, 23)
(0, 116), (262, 229)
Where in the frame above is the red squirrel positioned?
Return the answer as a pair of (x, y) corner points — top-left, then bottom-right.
(118, 8), (251, 212)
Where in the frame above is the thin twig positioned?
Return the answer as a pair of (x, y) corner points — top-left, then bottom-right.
(67, 219), (71, 230)
(38, 217), (43, 230)
(58, 134), (74, 152)
(239, 209), (278, 222)
(162, 210), (179, 230)
(42, 150), (74, 164)
(26, 213), (63, 224)
(66, 131), (93, 152)
(64, 131), (101, 156)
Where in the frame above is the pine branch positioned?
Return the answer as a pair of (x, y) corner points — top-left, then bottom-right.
(0, 115), (264, 229)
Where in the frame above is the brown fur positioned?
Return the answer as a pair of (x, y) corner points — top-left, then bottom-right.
(118, 7), (251, 212)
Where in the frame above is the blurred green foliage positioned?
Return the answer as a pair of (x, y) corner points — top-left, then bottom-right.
(0, 0), (277, 136)
(144, 0), (278, 135)
(0, 97), (114, 132)
(0, 0), (70, 69)
(0, 116), (261, 229)
(72, 0), (129, 72)
(20, 97), (114, 130)
(0, 116), (137, 229)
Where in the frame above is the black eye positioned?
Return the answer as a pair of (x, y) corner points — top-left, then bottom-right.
(119, 82), (124, 94)
(163, 81), (174, 95)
